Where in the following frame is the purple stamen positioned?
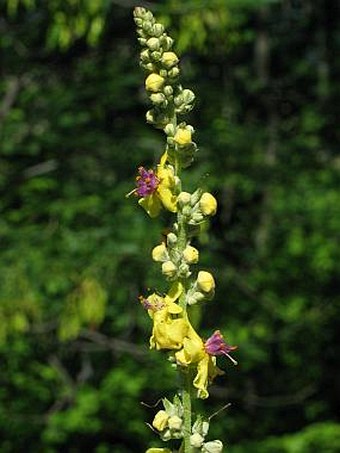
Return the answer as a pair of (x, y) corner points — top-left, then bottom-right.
(204, 330), (238, 365)
(135, 167), (159, 197)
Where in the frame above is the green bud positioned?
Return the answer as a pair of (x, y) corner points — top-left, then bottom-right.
(138, 37), (147, 45)
(166, 232), (177, 247)
(144, 63), (156, 71)
(182, 88), (195, 104)
(177, 191), (191, 207)
(134, 18), (143, 27)
(168, 67), (180, 78)
(160, 35), (174, 50)
(202, 440), (224, 453)
(159, 69), (168, 78)
(178, 262), (190, 278)
(147, 37), (160, 51)
(140, 49), (150, 62)
(163, 85), (173, 97)
(150, 93), (166, 105)
(164, 123), (175, 136)
(153, 23), (165, 37)
(142, 21), (153, 33)
(190, 433), (205, 448)
(150, 50), (162, 62)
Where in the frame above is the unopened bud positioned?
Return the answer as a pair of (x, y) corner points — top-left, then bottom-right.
(163, 85), (173, 97)
(162, 261), (177, 278)
(152, 243), (169, 262)
(200, 193), (217, 216)
(167, 233), (177, 247)
(153, 23), (164, 37)
(168, 66), (180, 78)
(183, 245), (199, 264)
(140, 49), (150, 63)
(177, 191), (191, 207)
(190, 433), (205, 448)
(182, 89), (195, 104)
(152, 410), (169, 431)
(160, 36), (174, 50)
(168, 415), (183, 431)
(145, 73), (165, 92)
(146, 37), (160, 51)
(164, 123), (175, 136)
(197, 271), (215, 294)
(150, 93), (166, 105)
(161, 51), (179, 68)
(202, 440), (224, 453)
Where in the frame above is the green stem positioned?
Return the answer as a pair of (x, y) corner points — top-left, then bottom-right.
(182, 370), (192, 453)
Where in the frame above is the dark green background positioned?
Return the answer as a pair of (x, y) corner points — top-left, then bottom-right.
(1, 0), (339, 451)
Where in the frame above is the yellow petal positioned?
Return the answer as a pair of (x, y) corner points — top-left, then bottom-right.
(157, 187), (177, 212)
(151, 311), (189, 350)
(152, 410), (169, 431)
(138, 194), (162, 217)
(166, 281), (183, 302)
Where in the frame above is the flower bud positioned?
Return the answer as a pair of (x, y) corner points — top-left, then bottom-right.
(153, 23), (164, 37)
(199, 193), (217, 216)
(163, 85), (173, 97)
(187, 291), (205, 306)
(168, 415), (183, 431)
(178, 262), (190, 278)
(160, 36), (174, 50)
(168, 66), (180, 78)
(146, 110), (155, 124)
(152, 243), (169, 262)
(140, 49), (150, 62)
(145, 73), (165, 92)
(146, 37), (160, 51)
(142, 21), (153, 33)
(190, 433), (204, 448)
(174, 128), (192, 146)
(164, 123), (175, 136)
(152, 410), (169, 431)
(138, 37), (147, 46)
(182, 88), (195, 104)
(166, 232), (177, 247)
(150, 51), (162, 62)
(183, 245), (199, 264)
(144, 63), (156, 72)
(161, 51), (179, 68)
(162, 261), (177, 278)
(202, 440), (224, 453)
(177, 191), (191, 207)
(150, 93), (166, 105)
(197, 271), (215, 294)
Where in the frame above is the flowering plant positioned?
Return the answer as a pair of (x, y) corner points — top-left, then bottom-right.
(130, 7), (238, 452)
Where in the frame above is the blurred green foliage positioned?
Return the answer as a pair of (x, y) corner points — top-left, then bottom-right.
(0, 0), (339, 451)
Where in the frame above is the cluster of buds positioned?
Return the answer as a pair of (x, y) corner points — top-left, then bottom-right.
(134, 7), (197, 168)
(151, 397), (184, 442)
(178, 190), (218, 225)
(190, 417), (223, 453)
(152, 232), (199, 280)
(186, 270), (215, 305)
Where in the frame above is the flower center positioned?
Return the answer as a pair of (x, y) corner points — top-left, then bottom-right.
(135, 167), (159, 197)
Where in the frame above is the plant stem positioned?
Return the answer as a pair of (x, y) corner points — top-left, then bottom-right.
(182, 369), (192, 453)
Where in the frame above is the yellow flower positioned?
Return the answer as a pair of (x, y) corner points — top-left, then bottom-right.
(197, 271), (215, 294)
(145, 73), (165, 92)
(138, 152), (177, 217)
(199, 193), (217, 216)
(141, 283), (188, 351)
(174, 128), (192, 146)
(175, 324), (223, 399)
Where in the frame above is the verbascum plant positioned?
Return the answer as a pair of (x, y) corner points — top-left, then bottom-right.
(130, 7), (238, 453)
